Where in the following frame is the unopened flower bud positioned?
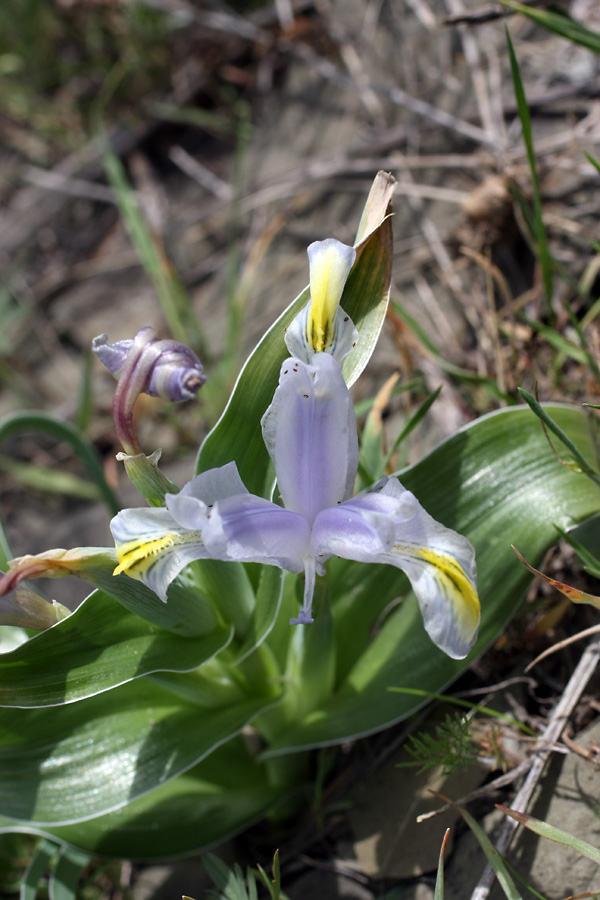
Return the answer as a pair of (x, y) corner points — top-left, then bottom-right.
(93, 327), (205, 455)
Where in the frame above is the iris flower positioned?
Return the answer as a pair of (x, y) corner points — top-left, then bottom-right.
(111, 240), (479, 659)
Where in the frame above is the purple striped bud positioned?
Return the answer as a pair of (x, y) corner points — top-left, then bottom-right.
(93, 327), (205, 455)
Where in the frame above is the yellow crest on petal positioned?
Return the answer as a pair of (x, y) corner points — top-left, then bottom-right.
(113, 532), (198, 578)
(415, 547), (479, 613)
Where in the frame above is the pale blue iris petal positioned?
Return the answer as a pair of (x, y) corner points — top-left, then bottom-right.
(203, 493), (310, 570)
(178, 461), (248, 505)
(112, 491), (312, 601)
(311, 479), (480, 659)
(110, 506), (208, 601)
(261, 353), (358, 524)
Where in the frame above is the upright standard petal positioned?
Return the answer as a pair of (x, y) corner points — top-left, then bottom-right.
(311, 478), (480, 659)
(285, 239), (358, 364)
(261, 353), (358, 524)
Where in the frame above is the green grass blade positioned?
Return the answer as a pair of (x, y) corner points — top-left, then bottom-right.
(556, 525), (600, 578)
(505, 28), (553, 310)
(0, 454), (103, 501)
(387, 688), (536, 736)
(0, 411), (119, 515)
(518, 313), (590, 366)
(434, 828), (450, 900)
(498, 805), (600, 865)
(518, 389), (600, 485)
(382, 385), (442, 473)
(497, 1), (600, 54)
(458, 806), (523, 900)
(103, 148), (205, 355)
(74, 346), (94, 435)
(391, 301), (510, 402)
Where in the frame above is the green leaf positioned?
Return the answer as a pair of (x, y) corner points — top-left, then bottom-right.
(388, 688), (535, 736)
(20, 838), (58, 900)
(0, 411), (118, 516)
(434, 829), (449, 900)
(381, 384), (442, 474)
(506, 28), (553, 310)
(233, 566), (284, 664)
(197, 175), (394, 495)
(559, 518), (600, 578)
(518, 313), (591, 365)
(103, 148), (204, 355)
(49, 847), (91, 900)
(518, 388), (600, 484)
(459, 806), (523, 900)
(0, 589), (232, 708)
(0, 740), (285, 860)
(391, 300), (510, 402)
(262, 404), (600, 753)
(5, 547), (222, 637)
(496, 1), (600, 54)
(0, 679), (278, 826)
(498, 805), (600, 866)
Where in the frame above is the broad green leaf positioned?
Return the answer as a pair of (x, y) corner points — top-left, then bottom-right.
(498, 805), (600, 865)
(0, 590), (232, 708)
(49, 847), (91, 900)
(263, 404), (600, 753)
(0, 740), (286, 860)
(233, 565), (284, 664)
(20, 838), (58, 900)
(0, 678), (278, 825)
(197, 173), (394, 495)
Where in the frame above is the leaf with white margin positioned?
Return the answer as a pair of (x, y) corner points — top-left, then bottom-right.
(0, 589), (232, 708)
(0, 677), (280, 825)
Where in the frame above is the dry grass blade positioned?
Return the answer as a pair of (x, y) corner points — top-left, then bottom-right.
(524, 624), (600, 672)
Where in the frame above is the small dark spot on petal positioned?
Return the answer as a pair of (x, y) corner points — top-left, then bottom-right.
(352, 342), (356, 347)
(344, 316), (349, 322)
(284, 369), (288, 374)
(303, 394), (309, 398)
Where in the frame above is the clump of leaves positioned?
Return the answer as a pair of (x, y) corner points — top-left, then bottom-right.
(400, 713), (478, 776)
(186, 850), (287, 900)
